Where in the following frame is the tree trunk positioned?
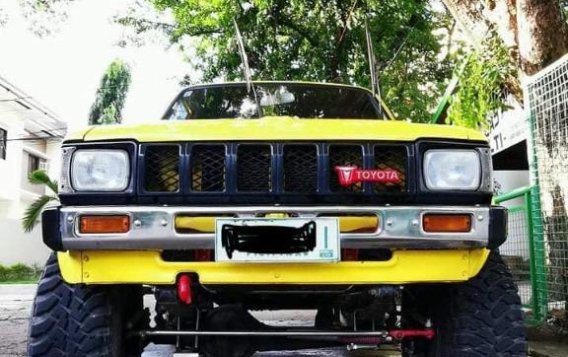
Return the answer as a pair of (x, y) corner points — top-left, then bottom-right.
(442, 0), (489, 45)
(442, 0), (568, 75)
(516, 0), (568, 75)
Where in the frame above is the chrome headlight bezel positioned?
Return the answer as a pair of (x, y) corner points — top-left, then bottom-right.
(423, 148), (491, 192)
(60, 143), (135, 194)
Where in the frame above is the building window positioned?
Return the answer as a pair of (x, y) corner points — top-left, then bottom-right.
(28, 154), (41, 175)
(0, 128), (6, 160)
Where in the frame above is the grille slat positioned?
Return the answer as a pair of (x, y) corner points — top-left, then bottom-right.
(191, 145), (226, 192)
(329, 145), (364, 192)
(283, 145), (318, 192)
(237, 145), (272, 191)
(145, 145), (180, 192)
(373, 146), (407, 193)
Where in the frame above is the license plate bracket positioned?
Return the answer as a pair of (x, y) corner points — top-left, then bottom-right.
(215, 218), (339, 263)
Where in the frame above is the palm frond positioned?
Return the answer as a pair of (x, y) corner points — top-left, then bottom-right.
(28, 170), (59, 194)
(22, 195), (56, 233)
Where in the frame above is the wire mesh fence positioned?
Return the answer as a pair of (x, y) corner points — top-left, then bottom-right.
(496, 187), (545, 324)
(525, 54), (568, 325)
(502, 208), (532, 304)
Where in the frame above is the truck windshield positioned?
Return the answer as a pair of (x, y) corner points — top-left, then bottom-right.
(164, 83), (383, 120)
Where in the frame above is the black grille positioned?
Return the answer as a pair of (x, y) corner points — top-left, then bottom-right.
(140, 142), (410, 198)
(191, 145), (226, 192)
(145, 145), (180, 192)
(237, 145), (272, 191)
(329, 145), (364, 192)
(373, 146), (407, 192)
(283, 145), (318, 192)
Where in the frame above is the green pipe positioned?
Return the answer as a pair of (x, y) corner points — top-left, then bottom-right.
(524, 190), (542, 323)
(495, 186), (533, 203)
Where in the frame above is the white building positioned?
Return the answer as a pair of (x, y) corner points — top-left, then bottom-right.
(0, 74), (67, 265)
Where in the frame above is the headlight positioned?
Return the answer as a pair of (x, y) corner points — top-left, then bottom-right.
(424, 149), (481, 190)
(71, 150), (130, 191)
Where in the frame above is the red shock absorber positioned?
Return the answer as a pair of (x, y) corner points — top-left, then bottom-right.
(388, 328), (435, 340)
(177, 274), (193, 304)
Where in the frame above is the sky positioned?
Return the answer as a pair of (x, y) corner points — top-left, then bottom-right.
(0, 0), (195, 130)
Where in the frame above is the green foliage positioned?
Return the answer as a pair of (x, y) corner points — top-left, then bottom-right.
(28, 169), (59, 194)
(22, 170), (59, 233)
(0, 263), (41, 282)
(446, 34), (517, 129)
(15, 0), (77, 37)
(136, 0), (460, 121)
(89, 59), (132, 125)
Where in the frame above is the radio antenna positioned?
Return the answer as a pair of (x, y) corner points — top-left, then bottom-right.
(365, 18), (381, 100)
(233, 18), (253, 92)
(233, 18), (261, 118)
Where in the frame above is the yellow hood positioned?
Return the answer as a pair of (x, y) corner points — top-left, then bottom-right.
(66, 117), (486, 143)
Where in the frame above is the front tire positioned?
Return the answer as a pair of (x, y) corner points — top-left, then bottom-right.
(27, 254), (145, 357)
(404, 251), (527, 357)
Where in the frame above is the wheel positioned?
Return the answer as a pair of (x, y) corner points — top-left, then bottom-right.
(403, 251), (527, 357)
(27, 254), (146, 357)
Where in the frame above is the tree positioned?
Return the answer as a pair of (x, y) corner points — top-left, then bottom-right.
(0, 0), (78, 37)
(88, 59), (132, 125)
(442, 1), (568, 129)
(442, 0), (568, 76)
(22, 170), (59, 232)
(124, 0), (462, 121)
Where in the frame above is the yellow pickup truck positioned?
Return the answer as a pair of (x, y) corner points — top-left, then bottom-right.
(28, 82), (526, 357)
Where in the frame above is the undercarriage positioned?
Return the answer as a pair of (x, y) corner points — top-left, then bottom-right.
(145, 282), (433, 355)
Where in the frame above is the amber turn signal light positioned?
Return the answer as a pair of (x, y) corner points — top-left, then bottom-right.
(79, 215), (130, 234)
(422, 214), (472, 233)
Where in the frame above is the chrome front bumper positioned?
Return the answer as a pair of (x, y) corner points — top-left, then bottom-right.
(42, 205), (503, 251)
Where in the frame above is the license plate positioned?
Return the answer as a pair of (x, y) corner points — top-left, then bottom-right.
(215, 218), (339, 263)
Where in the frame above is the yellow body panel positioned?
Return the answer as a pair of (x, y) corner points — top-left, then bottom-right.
(58, 249), (490, 285)
(67, 117), (486, 143)
(335, 216), (379, 233)
(175, 216), (379, 233)
(175, 216), (218, 232)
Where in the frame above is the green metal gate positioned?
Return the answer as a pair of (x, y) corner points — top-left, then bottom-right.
(495, 186), (547, 324)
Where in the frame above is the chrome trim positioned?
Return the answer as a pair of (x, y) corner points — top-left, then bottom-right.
(59, 206), (490, 250)
(59, 146), (76, 193)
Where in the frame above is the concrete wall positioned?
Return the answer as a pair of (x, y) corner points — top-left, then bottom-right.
(0, 218), (51, 266)
(0, 115), (25, 203)
(0, 96), (63, 266)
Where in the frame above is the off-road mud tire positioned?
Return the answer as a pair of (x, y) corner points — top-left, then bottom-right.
(27, 254), (145, 357)
(403, 251), (527, 357)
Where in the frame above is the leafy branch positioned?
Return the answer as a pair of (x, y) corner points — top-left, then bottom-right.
(22, 170), (59, 233)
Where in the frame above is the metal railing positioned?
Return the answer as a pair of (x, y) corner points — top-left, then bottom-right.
(495, 185), (547, 325)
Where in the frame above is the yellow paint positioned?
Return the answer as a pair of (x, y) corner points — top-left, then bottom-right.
(175, 216), (217, 233)
(175, 215), (379, 233)
(67, 117), (486, 144)
(468, 248), (490, 277)
(58, 249), (490, 285)
(57, 251), (83, 282)
(336, 216), (379, 233)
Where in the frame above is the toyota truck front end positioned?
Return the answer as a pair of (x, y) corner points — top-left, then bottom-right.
(28, 82), (526, 357)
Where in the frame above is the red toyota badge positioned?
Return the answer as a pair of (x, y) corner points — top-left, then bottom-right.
(335, 166), (401, 187)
